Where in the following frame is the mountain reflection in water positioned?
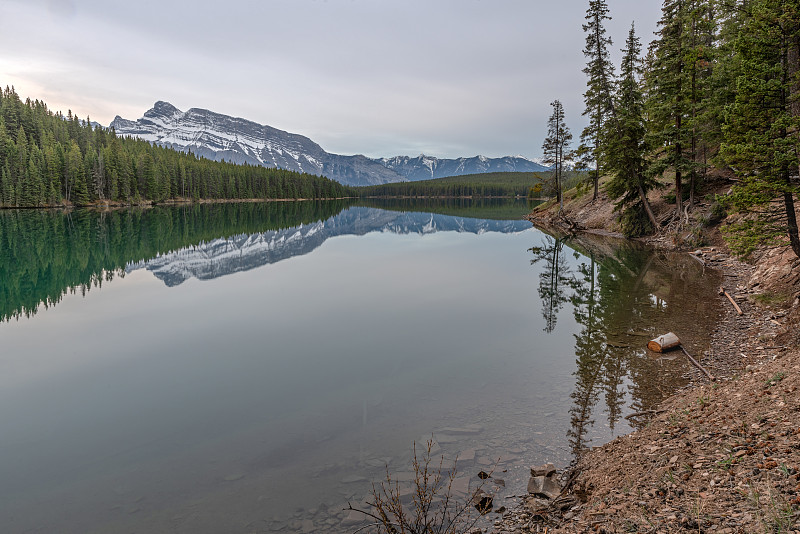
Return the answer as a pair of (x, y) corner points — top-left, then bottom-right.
(131, 206), (532, 287)
(0, 199), (532, 320)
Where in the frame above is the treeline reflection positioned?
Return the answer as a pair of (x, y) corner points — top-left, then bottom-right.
(0, 198), (535, 322)
(0, 201), (351, 322)
(530, 233), (721, 457)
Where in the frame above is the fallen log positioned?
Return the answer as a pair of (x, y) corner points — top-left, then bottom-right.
(719, 286), (743, 316)
(647, 332), (681, 353)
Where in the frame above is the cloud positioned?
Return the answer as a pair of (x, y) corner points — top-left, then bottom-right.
(0, 0), (662, 159)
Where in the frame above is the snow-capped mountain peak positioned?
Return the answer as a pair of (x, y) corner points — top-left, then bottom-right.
(111, 102), (401, 186)
(110, 102), (550, 186)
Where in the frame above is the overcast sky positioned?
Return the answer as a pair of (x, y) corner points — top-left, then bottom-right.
(1, 0), (662, 160)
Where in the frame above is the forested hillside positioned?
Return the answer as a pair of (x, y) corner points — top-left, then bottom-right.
(358, 171), (586, 198)
(0, 87), (353, 207)
(574, 0), (800, 259)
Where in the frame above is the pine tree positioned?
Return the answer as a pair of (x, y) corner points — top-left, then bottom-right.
(93, 150), (105, 200)
(579, 0), (616, 200)
(709, 1), (752, 161)
(721, 0), (800, 259)
(683, 0), (716, 207)
(646, 0), (695, 221)
(606, 24), (659, 236)
(0, 165), (11, 206)
(542, 100), (573, 212)
(22, 148), (43, 207)
(65, 140), (85, 204)
(139, 153), (157, 201)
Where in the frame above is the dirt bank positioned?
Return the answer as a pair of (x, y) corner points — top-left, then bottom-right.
(500, 184), (800, 533)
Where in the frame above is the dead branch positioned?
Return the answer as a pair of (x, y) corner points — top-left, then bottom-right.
(679, 345), (716, 381)
(345, 437), (488, 534)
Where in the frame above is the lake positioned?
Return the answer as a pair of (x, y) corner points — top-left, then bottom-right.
(0, 199), (722, 533)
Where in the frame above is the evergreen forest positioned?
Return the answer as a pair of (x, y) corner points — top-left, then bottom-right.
(358, 197), (537, 220)
(575, 0), (800, 259)
(0, 87), (353, 208)
(357, 171), (586, 199)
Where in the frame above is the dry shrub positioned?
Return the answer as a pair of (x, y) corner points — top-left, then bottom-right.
(347, 438), (492, 534)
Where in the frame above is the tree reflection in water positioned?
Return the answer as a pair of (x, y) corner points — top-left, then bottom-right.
(529, 237), (572, 333)
(530, 232), (721, 459)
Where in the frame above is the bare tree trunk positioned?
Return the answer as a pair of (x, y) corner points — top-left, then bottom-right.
(785, 22), (800, 259)
(594, 159), (599, 200)
(689, 17), (697, 210)
(675, 146), (683, 220)
(638, 182), (659, 230)
(594, 106), (600, 201)
(675, 13), (684, 222)
(785, 193), (800, 259)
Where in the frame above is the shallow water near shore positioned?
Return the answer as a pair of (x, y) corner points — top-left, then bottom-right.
(0, 199), (722, 533)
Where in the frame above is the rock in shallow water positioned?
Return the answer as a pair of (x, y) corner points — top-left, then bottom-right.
(529, 463), (557, 477)
(527, 475), (561, 500)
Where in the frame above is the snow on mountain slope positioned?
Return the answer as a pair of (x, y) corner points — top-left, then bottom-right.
(110, 102), (401, 186)
(377, 154), (549, 181)
(111, 102), (549, 187)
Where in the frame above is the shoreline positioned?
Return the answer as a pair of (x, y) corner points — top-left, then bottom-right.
(0, 196), (357, 212)
(496, 190), (800, 532)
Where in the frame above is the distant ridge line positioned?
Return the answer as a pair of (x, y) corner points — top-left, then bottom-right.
(111, 102), (549, 187)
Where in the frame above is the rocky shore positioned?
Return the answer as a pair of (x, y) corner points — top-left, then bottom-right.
(491, 187), (800, 533)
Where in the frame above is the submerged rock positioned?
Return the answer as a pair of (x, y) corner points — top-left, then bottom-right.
(473, 494), (494, 515)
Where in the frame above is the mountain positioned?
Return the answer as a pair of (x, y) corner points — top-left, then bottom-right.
(110, 102), (401, 187)
(129, 206), (532, 286)
(111, 102), (547, 187)
(377, 154), (548, 181)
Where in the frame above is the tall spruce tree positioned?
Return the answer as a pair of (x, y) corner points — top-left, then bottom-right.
(721, 0), (800, 259)
(542, 100), (573, 212)
(579, 0), (616, 200)
(646, 0), (695, 221)
(606, 24), (659, 236)
(684, 0), (716, 207)
(646, 0), (717, 219)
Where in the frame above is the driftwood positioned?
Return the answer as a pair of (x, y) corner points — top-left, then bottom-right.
(680, 345), (716, 381)
(624, 409), (666, 421)
(647, 332), (681, 353)
(648, 332), (716, 381)
(688, 253), (706, 267)
(719, 286), (743, 316)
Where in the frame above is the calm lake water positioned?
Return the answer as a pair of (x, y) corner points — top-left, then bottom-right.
(0, 199), (722, 533)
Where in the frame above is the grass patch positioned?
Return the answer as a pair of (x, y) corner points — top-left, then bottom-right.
(751, 292), (791, 308)
(764, 372), (786, 388)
